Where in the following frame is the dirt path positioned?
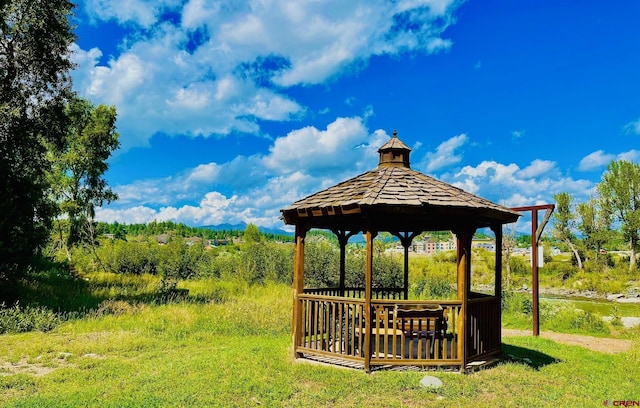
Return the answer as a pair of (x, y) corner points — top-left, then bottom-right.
(502, 329), (633, 354)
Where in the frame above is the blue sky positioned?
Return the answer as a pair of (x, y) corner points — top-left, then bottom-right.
(70, 0), (640, 231)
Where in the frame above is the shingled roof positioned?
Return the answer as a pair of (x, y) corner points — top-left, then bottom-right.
(281, 132), (520, 231)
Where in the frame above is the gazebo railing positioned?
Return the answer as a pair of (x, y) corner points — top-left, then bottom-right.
(298, 294), (366, 361)
(297, 293), (463, 367)
(303, 287), (404, 299)
(368, 300), (462, 366)
(468, 295), (501, 359)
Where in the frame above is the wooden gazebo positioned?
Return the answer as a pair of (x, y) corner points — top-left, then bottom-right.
(280, 132), (521, 372)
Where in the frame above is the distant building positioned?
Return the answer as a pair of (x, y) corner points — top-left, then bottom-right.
(155, 233), (170, 245)
(411, 235), (455, 255)
(472, 239), (496, 251)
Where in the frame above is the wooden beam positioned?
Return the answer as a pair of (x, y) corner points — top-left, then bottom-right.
(536, 207), (554, 244)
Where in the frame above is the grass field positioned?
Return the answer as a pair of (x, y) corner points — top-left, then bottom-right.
(1, 274), (639, 407)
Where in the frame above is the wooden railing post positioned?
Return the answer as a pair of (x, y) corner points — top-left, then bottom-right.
(363, 230), (377, 372)
(292, 225), (307, 358)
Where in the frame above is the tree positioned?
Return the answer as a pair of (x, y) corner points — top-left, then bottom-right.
(50, 97), (120, 258)
(598, 160), (640, 271)
(243, 223), (262, 243)
(502, 222), (517, 288)
(576, 196), (612, 262)
(0, 0), (75, 278)
(552, 192), (583, 269)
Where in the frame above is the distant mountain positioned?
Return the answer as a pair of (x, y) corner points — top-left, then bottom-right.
(200, 222), (247, 231)
(199, 222), (292, 236)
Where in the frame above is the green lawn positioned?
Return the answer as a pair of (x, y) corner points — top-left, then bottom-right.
(1, 281), (639, 407)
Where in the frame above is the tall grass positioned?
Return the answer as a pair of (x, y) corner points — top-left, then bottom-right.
(502, 291), (609, 335)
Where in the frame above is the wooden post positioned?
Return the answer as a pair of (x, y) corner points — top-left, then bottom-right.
(339, 233), (347, 297)
(492, 224), (503, 348)
(511, 204), (554, 337)
(455, 229), (473, 372)
(363, 230), (376, 372)
(333, 230), (357, 297)
(292, 225), (307, 358)
(391, 231), (417, 300)
(403, 243), (409, 300)
(531, 209), (540, 337)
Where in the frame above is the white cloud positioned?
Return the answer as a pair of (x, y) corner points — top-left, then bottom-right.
(96, 205), (160, 224)
(617, 150), (640, 163)
(421, 133), (468, 172)
(446, 159), (592, 209)
(518, 159), (557, 178)
(578, 150), (614, 171)
(263, 116), (375, 173)
(578, 149), (640, 171)
(182, 0), (219, 29)
(98, 122), (597, 229)
(83, 0), (180, 27)
(73, 0), (462, 149)
(99, 116), (393, 227)
(624, 118), (640, 135)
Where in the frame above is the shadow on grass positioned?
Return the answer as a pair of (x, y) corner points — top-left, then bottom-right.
(1, 258), (207, 315)
(501, 343), (561, 370)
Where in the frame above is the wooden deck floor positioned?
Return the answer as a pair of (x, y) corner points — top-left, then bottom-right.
(296, 354), (500, 373)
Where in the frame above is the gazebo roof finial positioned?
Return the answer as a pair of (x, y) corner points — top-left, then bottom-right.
(378, 129), (411, 168)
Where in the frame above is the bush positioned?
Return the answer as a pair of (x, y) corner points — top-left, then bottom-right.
(410, 257), (456, 300)
(501, 290), (532, 314)
(415, 274), (455, 299)
(0, 303), (60, 334)
(235, 241), (293, 285)
(105, 240), (159, 275)
(543, 261), (578, 282)
(545, 306), (608, 334)
(303, 236), (339, 287)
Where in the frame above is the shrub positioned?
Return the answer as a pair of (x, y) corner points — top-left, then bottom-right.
(410, 258), (456, 300)
(415, 274), (455, 299)
(501, 290), (532, 314)
(303, 235), (343, 288)
(105, 240), (159, 275)
(238, 241), (293, 285)
(0, 303), (60, 334)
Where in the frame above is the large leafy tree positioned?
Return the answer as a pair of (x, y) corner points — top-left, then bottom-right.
(576, 196), (612, 262)
(0, 0), (75, 278)
(598, 160), (640, 271)
(552, 192), (583, 269)
(50, 97), (120, 257)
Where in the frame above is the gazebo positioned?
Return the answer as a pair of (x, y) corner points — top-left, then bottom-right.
(280, 132), (521, 372)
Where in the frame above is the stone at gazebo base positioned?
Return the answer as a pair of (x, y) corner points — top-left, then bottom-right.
(419, 375), (443, 389)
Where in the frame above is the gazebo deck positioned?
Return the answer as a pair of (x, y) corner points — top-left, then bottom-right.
(297, 288), (501, 371)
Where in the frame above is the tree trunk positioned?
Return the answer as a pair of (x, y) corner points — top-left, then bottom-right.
(630, 237), (638, 272)
(504, 246), (512, 288)
(566, 239), (583, 269)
